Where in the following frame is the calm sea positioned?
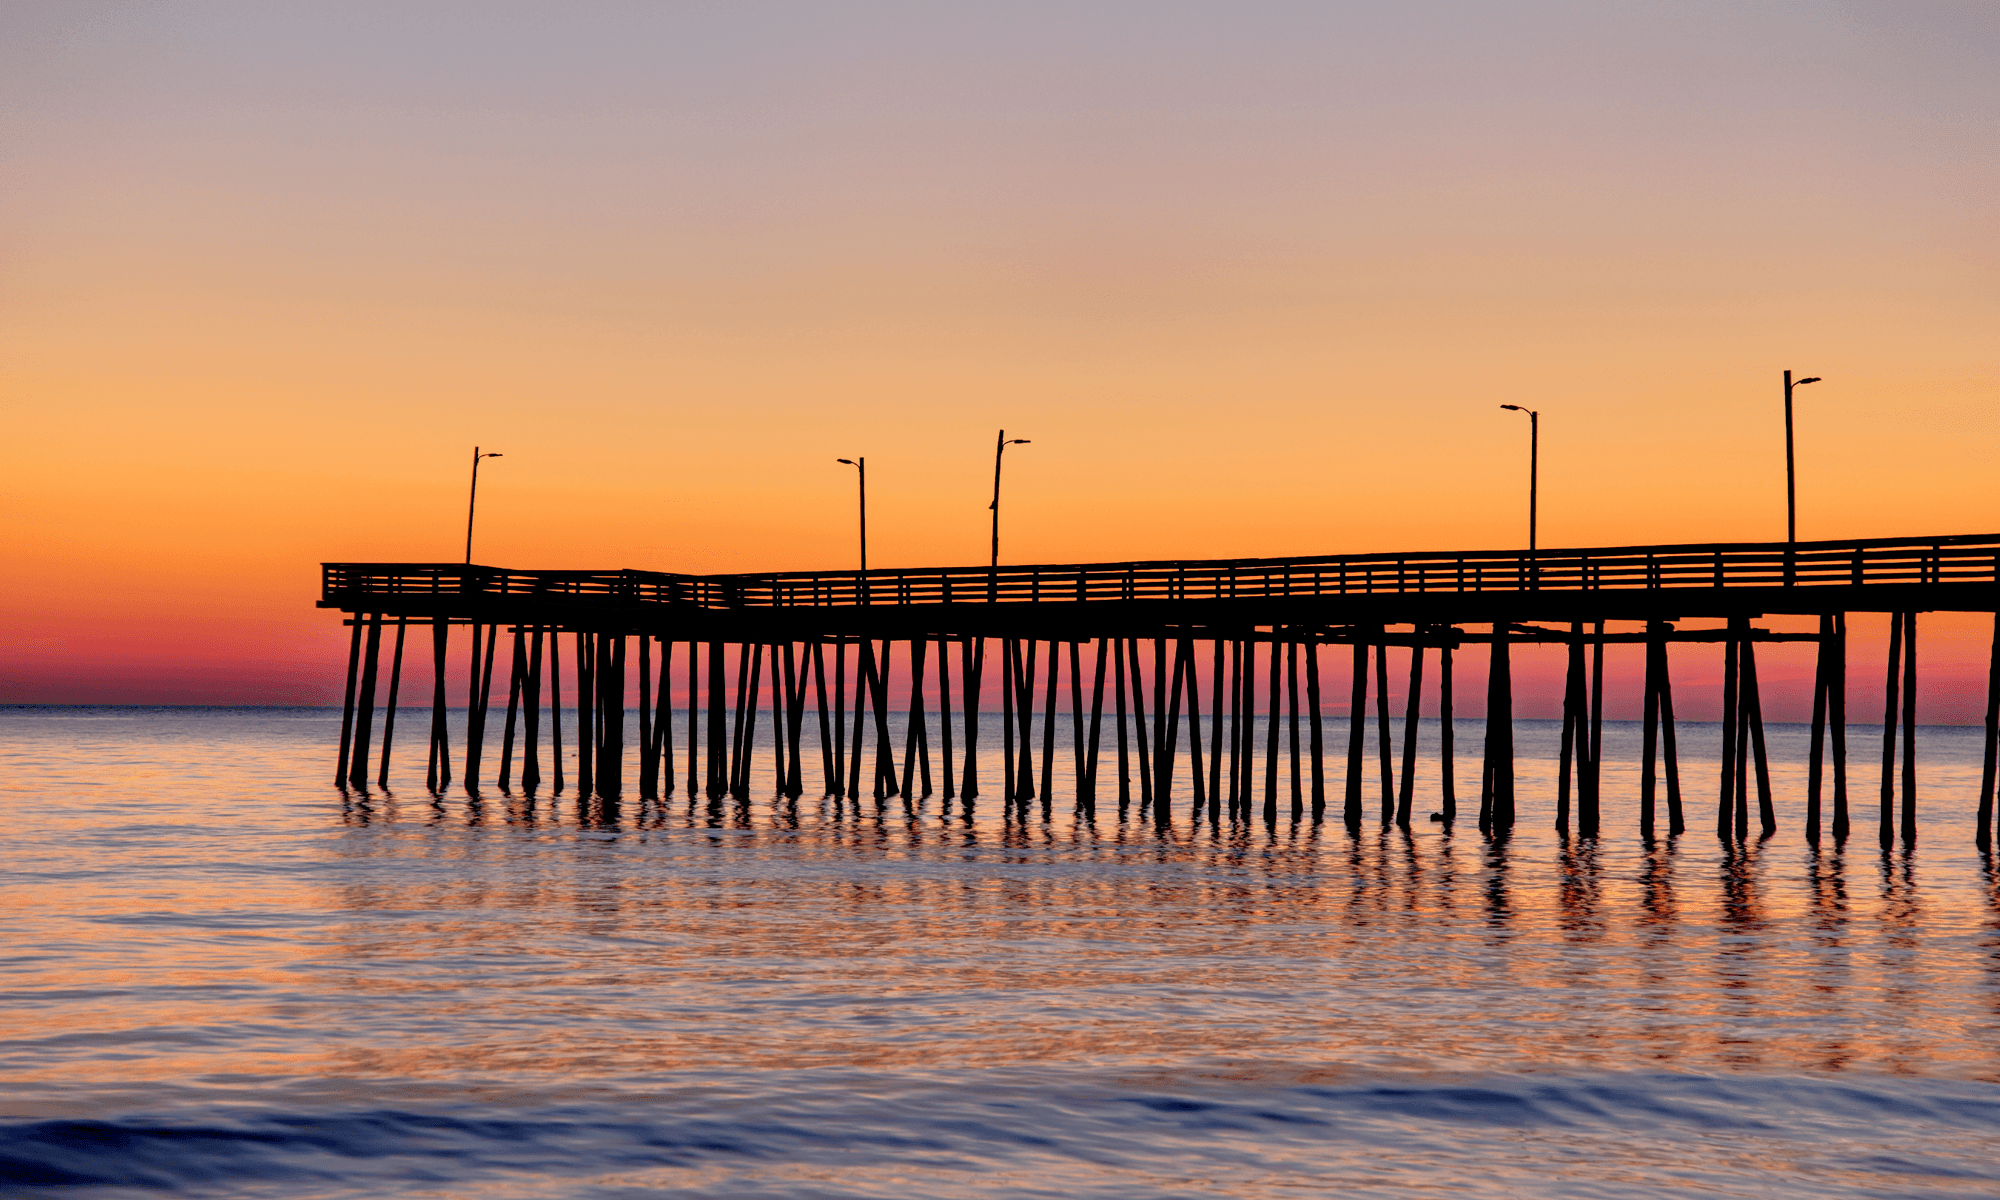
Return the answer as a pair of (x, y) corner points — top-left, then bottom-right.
(4, 705), (2000, 1198)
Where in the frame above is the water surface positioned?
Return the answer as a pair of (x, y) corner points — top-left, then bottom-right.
(4, 706), (1999, 1197)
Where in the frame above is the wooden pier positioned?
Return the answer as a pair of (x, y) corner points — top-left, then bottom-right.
(322, 532), (2000, 846)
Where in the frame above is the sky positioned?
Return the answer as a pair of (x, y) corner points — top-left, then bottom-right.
(3, 1), (1996, 708)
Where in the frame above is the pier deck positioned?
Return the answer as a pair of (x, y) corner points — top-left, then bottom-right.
(320, 533), (2000, 847)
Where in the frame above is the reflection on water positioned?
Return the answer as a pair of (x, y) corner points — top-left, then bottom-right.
(4, 707), (2000, 1198)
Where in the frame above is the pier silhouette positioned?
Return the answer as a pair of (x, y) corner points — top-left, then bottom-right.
(323, 531), (2000, 847)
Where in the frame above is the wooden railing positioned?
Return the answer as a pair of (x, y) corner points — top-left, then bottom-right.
(323, 533), (2000, 613)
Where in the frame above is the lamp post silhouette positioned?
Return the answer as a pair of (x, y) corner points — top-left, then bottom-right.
(1784, 371), (1822, 543)
(464, 447), (503, 564)
(989, 431), (1031, 567)
(1499, 406), (1538, 552)
(836, 457), (867, 572)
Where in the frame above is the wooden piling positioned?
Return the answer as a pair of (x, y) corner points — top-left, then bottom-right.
(1306, 641), (1326, 820)
(1262, 638), (1281, 818)
(1345, 640), (1367, 828)
(767, 644), (786, 798)
(1375, 640), (1393, 826)
(653, 637), (672, 796)
(465, 624), (493, 789)
(1976, 616), (1992, 848)
(1113, 636), (1130, 811)
(783, 642), (804, 798)
(1152, 639), (1170, 806)
(349, 613), (383, 789)
(812, 642), (836, 796)
(1011, 637), (1034, 801)
(638, 635), (656, 798)
(1733, 624), (1752, 842)
(521, 628), (543, 792)
(1829, 613), (1847, 840)
(1484, 628), (1515, 832)
(1742, 634), (1773, 837)
(1880, 612), (1902, 848)
(1718, 625), (1740, 840)
(871, 639), (897, 799)
(1641, 626), (1661, 836)
(572, 631), (593, 797)
(1660, 639), (1683, 835)
(1181, 639), (1205, 817)
(904, 637), (930, 801)
(706, 640), (726, 799)
(1807, 615), (1831, 841)
(1070, 641), (1089, 809)
(1559, 626), (1582, 832)
(1980, 613), (1999, 849)
(1901, 611), (1918, 843)
(1207, 640), (1225, 812)
(849, 640), (872, 801)
(1438, 640), (1454, 823)
(728, 642), (753, 797)
(377, 617), (407, 789)
(1287, 641), (1303, 820)
(427, 619), (450, 792)
(1584, 620), (1605, 837)
(1225, 641), (1242, 815)
(686, 641), (701, 798)
(1000, 639), (1017, 802)
(337, 617), (363, 786)
(960, 637), (984, 802)
(1241, 638), (1258, 817)
(1085, 638), (1107, 809)
(498, 627), (524, 790)
(547, 629), (562, 794)
(914, 642), (933, 798)
(599, 634), (625, 798)
(1161, 639), (1186, 813)
(741, 641), (765, 798)
(1396, 643), (1422, 828)
(1041, 640), (1059, 808)
(1129, 639), (1153, 810)
(937, 635), (956, 802)
(1744, 636), (1776, 836)
(833, 641), (848, 797)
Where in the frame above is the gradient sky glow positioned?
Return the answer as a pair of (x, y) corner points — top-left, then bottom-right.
(3, 1), (1996, 704)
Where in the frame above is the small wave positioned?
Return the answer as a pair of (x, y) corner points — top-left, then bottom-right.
(7, 1074), (2000, 1197)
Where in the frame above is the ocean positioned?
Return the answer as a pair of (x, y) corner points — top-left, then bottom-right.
(4, 705), (1999, 1198)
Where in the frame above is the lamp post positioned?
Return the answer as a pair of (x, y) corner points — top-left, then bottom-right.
(1784, 370), (1822, 543)
(989, 430), (1031, 567)
(836, 457), (867, 572)
(1498, 406), (1538, 552)
(464, 447), (503, 564)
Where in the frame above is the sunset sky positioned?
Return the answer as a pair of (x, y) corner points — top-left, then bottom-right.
(4, 2), (1996, 708)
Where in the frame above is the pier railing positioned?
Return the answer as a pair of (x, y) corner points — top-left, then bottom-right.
(324, 533), (2000, 612)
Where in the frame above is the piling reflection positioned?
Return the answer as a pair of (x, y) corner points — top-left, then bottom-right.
(307, 782), (2000, 1086)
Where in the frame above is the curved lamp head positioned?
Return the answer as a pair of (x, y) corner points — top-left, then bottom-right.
(837, 458), (855, 465)
(1797, 377), (1822, 386)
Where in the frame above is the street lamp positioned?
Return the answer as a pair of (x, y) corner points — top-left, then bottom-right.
(836, 457), (866, 572)
(1499, 406), (1538, 552)
(1784, 371), (1822, 543)
(464, 447), (504, 564)
(989, 430), (1031, 567)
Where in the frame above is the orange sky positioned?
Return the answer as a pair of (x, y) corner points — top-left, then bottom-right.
(3, 2), (1995, 706)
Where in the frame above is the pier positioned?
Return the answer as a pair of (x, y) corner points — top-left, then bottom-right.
(321, 532), (2000, 846)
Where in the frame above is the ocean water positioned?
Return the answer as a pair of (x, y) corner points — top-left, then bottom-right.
(4, 705), (2000, 1198)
